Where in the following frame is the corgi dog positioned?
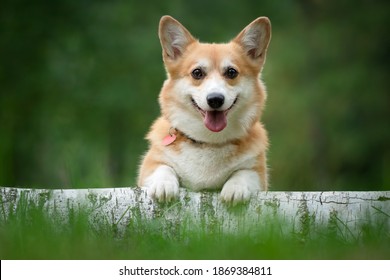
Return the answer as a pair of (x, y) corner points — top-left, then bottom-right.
(138, 15), (271, 204)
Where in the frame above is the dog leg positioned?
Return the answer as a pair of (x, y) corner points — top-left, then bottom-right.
(220, 169), (261, 204)
(144, 165), (179, 202)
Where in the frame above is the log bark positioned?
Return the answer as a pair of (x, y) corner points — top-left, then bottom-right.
(1, 187), (389, 238)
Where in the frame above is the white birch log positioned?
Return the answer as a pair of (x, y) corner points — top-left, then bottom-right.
(1, 187), (389, 239)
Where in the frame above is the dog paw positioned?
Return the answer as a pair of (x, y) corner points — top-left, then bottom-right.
(144, 165), (179, 202)
(220, 170), (260, 205)
(220, 182), (252, 204)
(147, 180), (179, 202)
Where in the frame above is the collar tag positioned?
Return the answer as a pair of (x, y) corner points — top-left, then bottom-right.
(162, 127), (177, 146)
(162, 134), (177, 146)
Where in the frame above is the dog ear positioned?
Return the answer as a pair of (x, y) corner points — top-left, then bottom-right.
(233, 17), (271, 60)
(159, 16), (196, 60)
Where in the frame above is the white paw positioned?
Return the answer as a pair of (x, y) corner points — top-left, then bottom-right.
(220, 170), (260, 204)
(144, 165), (179, 202)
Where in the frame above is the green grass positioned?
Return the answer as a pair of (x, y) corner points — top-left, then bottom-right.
(0, 192), (389, 260)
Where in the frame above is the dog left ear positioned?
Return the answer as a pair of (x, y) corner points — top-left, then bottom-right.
(159, 16), (196, 61)
(234, 17), (271, 61)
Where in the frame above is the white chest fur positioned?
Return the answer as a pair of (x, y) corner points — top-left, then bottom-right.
(163, 141), (257, 191)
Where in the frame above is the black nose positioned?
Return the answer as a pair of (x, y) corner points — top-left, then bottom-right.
(207, 93), (225, 109)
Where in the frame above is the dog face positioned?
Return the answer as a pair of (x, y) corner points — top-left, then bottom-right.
(158, 16), (271, 144)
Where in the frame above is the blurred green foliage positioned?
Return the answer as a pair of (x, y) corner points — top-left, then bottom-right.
(0, 0), (389, 190)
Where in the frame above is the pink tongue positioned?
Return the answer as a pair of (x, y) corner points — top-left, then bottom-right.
(204, 111), (227, 132)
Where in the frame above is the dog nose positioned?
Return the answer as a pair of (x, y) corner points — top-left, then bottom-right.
(207, 93), (225, 109)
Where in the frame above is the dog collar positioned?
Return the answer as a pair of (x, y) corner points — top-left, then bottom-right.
(162, 127), (206, 146)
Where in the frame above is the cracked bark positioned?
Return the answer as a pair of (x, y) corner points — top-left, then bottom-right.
(1, 187), (389, 238)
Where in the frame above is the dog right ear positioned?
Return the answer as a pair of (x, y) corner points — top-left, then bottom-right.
(233, 17), (271, 62)
(159, 16), (196, 61)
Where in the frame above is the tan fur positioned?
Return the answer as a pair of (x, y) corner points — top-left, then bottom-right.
(138, 16), (271, 203)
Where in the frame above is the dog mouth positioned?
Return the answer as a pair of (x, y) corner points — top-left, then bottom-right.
(191, 97), (238, 132)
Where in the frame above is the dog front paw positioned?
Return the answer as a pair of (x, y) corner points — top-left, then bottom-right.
(220, 182), (253, 204)
(220, 170), (260, 205)
(144, 165), (179, 202)
(147, 179), (179, 202)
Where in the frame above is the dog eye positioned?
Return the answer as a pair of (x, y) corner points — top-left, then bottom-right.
(225, 67), (239, 79)
(191, 68), (205, 80)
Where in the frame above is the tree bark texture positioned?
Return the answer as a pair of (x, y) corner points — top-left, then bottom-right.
(1, 187), (389, 238)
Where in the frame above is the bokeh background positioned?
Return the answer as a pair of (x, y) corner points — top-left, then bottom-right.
(1, 0), (389, 191)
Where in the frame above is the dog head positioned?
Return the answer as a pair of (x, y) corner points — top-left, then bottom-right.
(158, 16), (271, 143)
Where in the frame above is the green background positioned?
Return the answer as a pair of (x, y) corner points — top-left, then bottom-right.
(1, 0), (389, 191)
